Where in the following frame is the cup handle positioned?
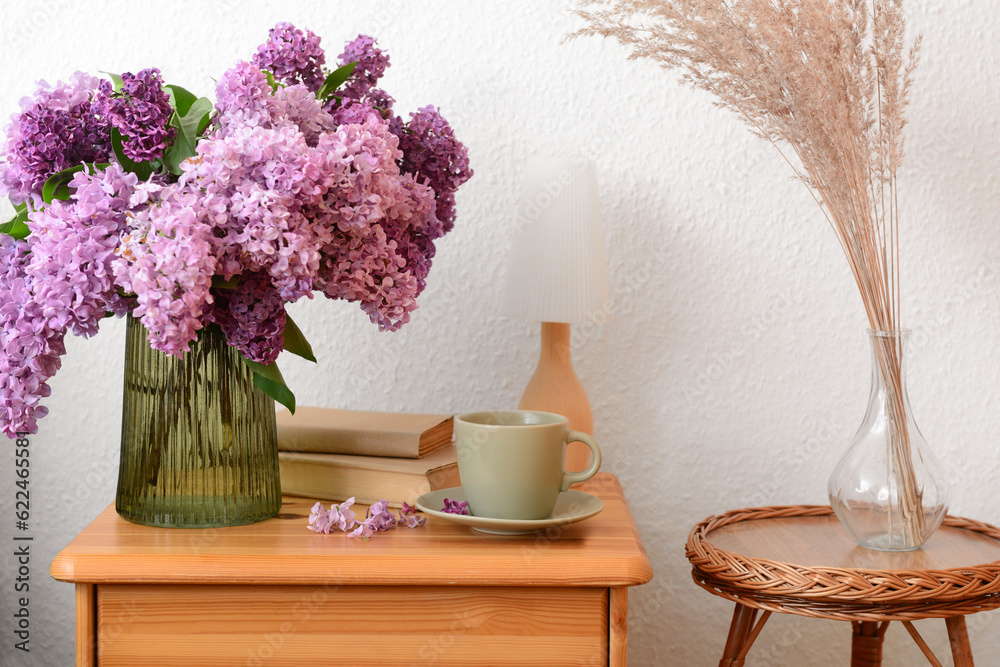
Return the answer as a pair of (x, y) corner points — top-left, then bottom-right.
(560, 431), (602, 491)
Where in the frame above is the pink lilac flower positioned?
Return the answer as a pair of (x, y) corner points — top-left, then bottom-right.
(441, 498), (470, 515)
(337, 35), (390, 104)
(252, 22), (326, 92)
(308, 501), (333, 533)
(0, 164), (141, 436)
(208, 271), (286, 365)
(0, 26), (473, 439)
(182, 122), (331, 301)
(349, 499), (399, 539)
(273, 84), (337, 146)
(0, 72), (110, 206)
(308, 497), (422, 539)
(113, 184), (217, 356)
(310, 114), (425, 331)
(0, 236), (63, 436)
(399, 512), (426, 528)
(215, 61), (281, 132)
(397, 106), (473, 234)
(308, 498), (358, 534)
(348, 520), (374, 540)
(329, 100), (380, 127)
(26, 164), (138, 337)
(94, 68), (175, 162)
(380, 171), (441, 295)
(332, 498), (359, 529)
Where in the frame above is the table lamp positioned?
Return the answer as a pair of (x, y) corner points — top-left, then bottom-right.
(501, 156), (610, 471)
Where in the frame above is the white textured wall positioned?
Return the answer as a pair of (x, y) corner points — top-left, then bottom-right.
(1, 1), (999, 665)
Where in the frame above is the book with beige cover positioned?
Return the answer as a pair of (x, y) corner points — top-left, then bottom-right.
(276, 407), (454, 458)
(278, 445), (459, 508)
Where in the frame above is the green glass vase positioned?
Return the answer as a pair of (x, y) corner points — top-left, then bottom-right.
(116, 316), (281, 527)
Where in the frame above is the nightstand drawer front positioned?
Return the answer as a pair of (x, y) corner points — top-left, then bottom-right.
(97, 584), (610, 666)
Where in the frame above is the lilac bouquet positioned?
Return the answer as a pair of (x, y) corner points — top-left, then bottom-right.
(0, 23), (472, 438)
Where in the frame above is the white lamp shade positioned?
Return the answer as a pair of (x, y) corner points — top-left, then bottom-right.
(501, 157), (610, 324)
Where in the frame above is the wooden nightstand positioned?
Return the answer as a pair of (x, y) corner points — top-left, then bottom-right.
(51, 473), (652, 666)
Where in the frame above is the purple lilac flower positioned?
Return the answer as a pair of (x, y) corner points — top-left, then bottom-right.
(348, 520), (374, 540)
(399, 512), (426, 528)
(398, 106), (473, 234)
(308, 497), (423, 539)
(94, 68), (174, 162)
(0, 236), (63, 436)
(252, 22), (326, 91)
(441, 498), (470, 515)
(348, 499), (398, 539)
(208, 271), (286, 365)
(310, 114), (426, 331)
(182, 122), (330, 301)
(380, 172), (440, 295)
(26, 164), (138, 336)
(329, 100), (380, 127)
(216, 61), (337, 145)
(308, 502), (332, 533)
(112, 184), (217, 357)
(0, 164), (142, 436)
(273, 84), (337, 146)
(308, 498), (358, 534)
(1, 28), (473, 439)
(337, 35), (390, 104)
(215, 61), (281, 132)
(0, 72), (110, 206)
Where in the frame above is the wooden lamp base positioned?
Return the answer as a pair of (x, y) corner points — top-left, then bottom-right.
(518, 322), (594, 472)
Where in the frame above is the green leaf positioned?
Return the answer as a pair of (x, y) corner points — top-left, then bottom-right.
(0, 208), (30, 240)
(242, 358), (296, 413)
(41, 163), (111, 204)
(195, 107), (214, 136)
(13, 200), (27, 214)
(162, 97), (213, 175)
(111, 128), (154, 180)
(261, 69), (279, 92)
(211, 275), (239, 290)
(283, 314), (316, 362)
(165, 84), (198, 116)
(316, 62), (357, 100)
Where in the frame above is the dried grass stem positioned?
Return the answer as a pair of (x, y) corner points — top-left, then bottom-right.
(571, 0), (927, 541)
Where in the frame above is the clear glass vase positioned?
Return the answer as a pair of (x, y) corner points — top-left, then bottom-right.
(828, 329), (949, 551)
(116, 316), (281, 527)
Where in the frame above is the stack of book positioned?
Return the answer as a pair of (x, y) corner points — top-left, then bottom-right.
(276, 407), (458, 507)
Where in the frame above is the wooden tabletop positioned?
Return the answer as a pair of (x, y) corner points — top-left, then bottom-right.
(51, 472), (653, 588)
(707, 513), (1000, 572)
(686, 506), (1000, 621)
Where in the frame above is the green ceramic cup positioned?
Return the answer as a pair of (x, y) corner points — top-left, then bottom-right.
(455, 410), (602, 520)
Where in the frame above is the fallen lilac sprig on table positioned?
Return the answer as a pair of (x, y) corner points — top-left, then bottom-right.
(441, 498), (470, 515)
(308, 497), (425, 540)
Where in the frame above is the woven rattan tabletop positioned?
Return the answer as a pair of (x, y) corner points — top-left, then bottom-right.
(686, 506), (1000, 621)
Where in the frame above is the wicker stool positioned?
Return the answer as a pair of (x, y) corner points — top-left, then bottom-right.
(686, 506), (1000, 666)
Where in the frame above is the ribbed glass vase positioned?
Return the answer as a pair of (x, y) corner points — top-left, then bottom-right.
(116, 316), (281, 527)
